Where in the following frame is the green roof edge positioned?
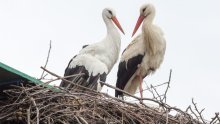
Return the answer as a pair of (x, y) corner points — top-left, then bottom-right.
(0, 62), (59, 92)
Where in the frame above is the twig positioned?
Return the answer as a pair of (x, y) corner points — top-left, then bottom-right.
(165, 110), (169, 124)
(74, 116), (82, 124)
(187, 105), (200, 122)
(162, 69), (172, 103)
(150, 84), (163, 102)
(78, 117), (88, 124)
(137, 81), (168, 94)
(40, 40), (52, 79)
(27, 106), (31, 124)
(216, 112), (220, 122)
(30, 97), (39, 124)
(146, 83), (157, 100)
(191, 98), (206, 124)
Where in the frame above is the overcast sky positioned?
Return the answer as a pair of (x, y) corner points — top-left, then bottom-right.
(0, 0), (220, 119)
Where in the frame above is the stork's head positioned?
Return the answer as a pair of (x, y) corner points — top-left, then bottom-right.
(102, 8), (125, 34)
(132, 4), (156, 37)
(140, 4), (155, 17)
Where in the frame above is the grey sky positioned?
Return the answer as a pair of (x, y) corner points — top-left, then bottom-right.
(0, 0), (219, 119)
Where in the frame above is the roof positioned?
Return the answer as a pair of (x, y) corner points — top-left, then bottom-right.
(0, 62), (42, 85)
(0, 62), (58, 99)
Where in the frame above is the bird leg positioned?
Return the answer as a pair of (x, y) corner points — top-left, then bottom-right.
(139, 76), (143, 99)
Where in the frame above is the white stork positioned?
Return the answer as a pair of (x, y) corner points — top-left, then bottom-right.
(115, 4), (166, 99)
(60, 8), (124, 91)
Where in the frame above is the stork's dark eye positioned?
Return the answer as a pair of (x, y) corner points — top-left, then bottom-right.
(142, 8), (146, 12)
(108, 10), (112, 15)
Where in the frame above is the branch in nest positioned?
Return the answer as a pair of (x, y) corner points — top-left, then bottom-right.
(191, 98), (206, 123)
(37, 67), (219, 124)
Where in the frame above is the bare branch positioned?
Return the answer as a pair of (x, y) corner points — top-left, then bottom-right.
(191, 98), (206, 124)
(162, 69), (172, 103)
(40, 40), (52, 79)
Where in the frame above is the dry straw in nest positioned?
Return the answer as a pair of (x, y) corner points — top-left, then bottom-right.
(0, 68), (219, 124)
(0, 83), (202, 124)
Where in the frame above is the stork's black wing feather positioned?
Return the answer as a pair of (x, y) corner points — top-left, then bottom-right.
(115, 54), (144, 97)
(60, 57), (107, 91)
(60, 59), (89, 89)
(87, 72), (107, 90)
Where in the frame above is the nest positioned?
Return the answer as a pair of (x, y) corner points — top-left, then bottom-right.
(0, 83), (204, 124)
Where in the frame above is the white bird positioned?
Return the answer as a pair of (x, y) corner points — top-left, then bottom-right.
(115, 4), (166, 99)
(60, 8), (124, 91)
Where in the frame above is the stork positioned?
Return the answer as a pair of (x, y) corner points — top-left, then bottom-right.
(115, 4), (166, 99)
(60, 8), (124, 91)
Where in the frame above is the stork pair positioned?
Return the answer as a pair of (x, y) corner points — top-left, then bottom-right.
(60, 3), (166, 99)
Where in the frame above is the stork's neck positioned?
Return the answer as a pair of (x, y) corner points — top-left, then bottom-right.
(143, 11), (155, 25)
(142, 12), (157, 56)
(100, 15), (121, 71)
(102, 15), (120, 40)
(102, 15), (121, 53)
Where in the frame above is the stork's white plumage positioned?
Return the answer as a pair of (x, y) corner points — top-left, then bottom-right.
(60, 8), (124, 91)
(115, 4), (166, 98)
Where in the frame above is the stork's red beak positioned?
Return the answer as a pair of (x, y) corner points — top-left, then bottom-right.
(132, 15), (145, 37)
(112, 16), (125, 35)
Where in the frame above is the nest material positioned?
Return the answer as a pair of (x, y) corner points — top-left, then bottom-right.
(0, 84), (201, 124)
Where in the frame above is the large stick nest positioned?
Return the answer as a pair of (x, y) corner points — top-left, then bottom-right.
(0, 83), (203, 124)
